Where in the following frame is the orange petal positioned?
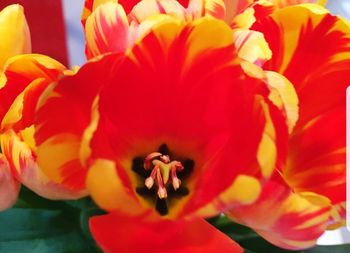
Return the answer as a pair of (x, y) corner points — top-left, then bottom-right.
(227, 179), (332, 250)
(85, 2), (130, 59)
(1, 130), (85, 199)
(90, 213), (243, 253)
(0, 154), (20, 211)
(0, 4), (31, 70)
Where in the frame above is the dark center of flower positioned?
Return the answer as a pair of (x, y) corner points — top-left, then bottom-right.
(132, 144), (194, 216)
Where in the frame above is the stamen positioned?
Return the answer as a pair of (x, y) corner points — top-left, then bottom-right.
(143, 151), (184, 199)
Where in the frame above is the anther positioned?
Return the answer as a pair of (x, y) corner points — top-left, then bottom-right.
(143, 152), (184, 199)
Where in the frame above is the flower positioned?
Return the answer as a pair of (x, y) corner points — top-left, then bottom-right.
(33, 15), (288, 252)
(0, 53), (86, 205)
(226, 3), (350, 250)
(0, 4), (30, 211)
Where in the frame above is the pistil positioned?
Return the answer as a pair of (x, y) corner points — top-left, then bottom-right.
(144, 152), (184, 199)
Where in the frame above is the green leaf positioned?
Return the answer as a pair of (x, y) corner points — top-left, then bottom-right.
(0, 208), (94, 253)
(0, 187), (102, 253)
(208, 215), (350, 253)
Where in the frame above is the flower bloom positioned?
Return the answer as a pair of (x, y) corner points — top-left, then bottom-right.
(0, 5), (86, 209)
(0, 54), (86, 206)
(227, 3), (350, 250)
(32, 14), (290, 251)
(0, 4), (30, 211)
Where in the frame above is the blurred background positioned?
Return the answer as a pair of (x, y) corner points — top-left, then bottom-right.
(0, 0), (349, 247)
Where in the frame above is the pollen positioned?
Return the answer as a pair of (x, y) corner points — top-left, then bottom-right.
(143, 152), (184, 199)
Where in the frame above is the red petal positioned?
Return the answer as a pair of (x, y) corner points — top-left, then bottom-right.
(90, 213), (243, 253)
(34, 54), (124, 191)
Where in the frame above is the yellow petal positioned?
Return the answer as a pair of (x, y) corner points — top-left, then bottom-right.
(87, 159), (145, 214)
(0, 4), (31, 70)
(265, 71), (299, 133)
(233, 29), (272, 65)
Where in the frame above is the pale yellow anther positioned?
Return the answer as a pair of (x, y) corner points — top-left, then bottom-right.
(145, 177), (154, 189)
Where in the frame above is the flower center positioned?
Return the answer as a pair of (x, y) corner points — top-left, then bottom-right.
(132, 144), (194, 216)
(144, 152), (184, 199)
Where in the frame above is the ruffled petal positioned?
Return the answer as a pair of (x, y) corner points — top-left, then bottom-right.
(90, 213), (243, 253)
(227, 179), (332, 250)
(0, 154), (20, 211)
(0, 4), (31, 70)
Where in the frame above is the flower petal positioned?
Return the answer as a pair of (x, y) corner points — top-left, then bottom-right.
(34, 54), (123, 191)
(1, 130), (85, 199)
(253, 4), (349, 215)
(130, 0), (189, 24)
(227, 179), (332, 250)
(90, 213), (243, 253)
(85, 2), (130, 59)
(0, 4), (31, 70)
(253, 4), (350, 126)
(233, 29), (272, 65)
(82, 0), (140, 25)
(269, 0), (326, 8)
(0, 154), (20, 211)
(0, 54), (66, 131)
(285, 108), (345, 205)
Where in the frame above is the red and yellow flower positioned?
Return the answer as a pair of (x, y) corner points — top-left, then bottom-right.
(31, 13), (290, 252)
(0, 4), (30, 211)
(0, 5), (86, 211)
(0, 0), (348, 252)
